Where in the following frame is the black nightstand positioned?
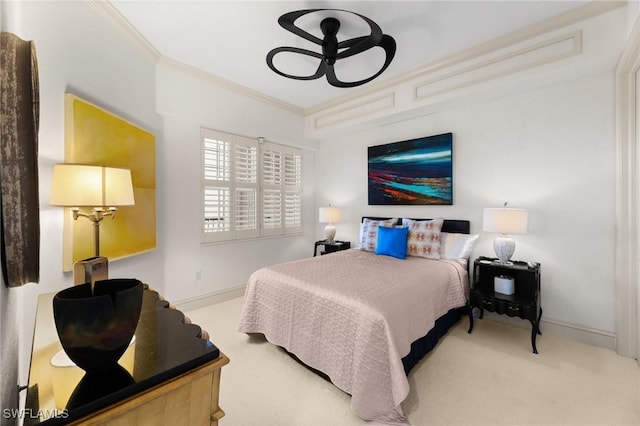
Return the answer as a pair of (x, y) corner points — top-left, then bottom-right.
(314, 240), (350, 256)
(467, 256), (542, 353)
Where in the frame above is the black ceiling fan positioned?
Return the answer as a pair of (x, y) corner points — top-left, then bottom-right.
(266, 9), (396, 88)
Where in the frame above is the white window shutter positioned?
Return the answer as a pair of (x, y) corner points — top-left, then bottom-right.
(233, 137), (259, 238)
(262, 148), (282, 185)
(202, 129), (302, 242)
(283, 151), (303, 233)
(203, 136), (230, 181)
(202, 129), (232, 242)
(262, 189), (282, 233)
(261, 142), (302, 236)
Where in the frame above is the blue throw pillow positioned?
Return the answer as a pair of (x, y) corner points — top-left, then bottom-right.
(375, 226), (409, 259)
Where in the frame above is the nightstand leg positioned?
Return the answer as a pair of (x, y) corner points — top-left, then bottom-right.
(531, 323), (539, 354)
(467, 305), (474, 334)
(537, 307), (543, 335)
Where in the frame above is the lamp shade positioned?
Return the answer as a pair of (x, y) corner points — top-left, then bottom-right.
(50, 164), (135, 207)
(483, 207), (528, 235)
(319, 206), (341, 224)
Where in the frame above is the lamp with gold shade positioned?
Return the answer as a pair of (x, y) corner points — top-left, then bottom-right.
(50, 164), (135, 257)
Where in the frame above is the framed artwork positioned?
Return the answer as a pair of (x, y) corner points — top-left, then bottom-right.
(62, 94), (156, 271)
(368, 132), (453, 205)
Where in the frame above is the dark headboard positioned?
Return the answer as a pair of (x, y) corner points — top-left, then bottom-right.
(362, 217), (470, 234)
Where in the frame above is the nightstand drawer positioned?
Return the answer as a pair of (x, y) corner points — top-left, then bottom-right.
(474, 297), (523, 317)
(493, 299), (524, 317)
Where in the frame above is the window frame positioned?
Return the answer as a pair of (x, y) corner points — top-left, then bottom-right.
(201, 128), (303, 243)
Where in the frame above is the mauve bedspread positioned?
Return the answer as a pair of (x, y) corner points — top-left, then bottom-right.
(238, 249), (468, 425)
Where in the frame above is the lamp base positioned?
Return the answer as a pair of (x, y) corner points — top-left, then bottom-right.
(324, 224), (336, 242)
(73, 256), (109, 288)
(493, 235), (515, 265)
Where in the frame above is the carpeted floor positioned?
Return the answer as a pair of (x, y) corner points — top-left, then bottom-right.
(186, 297), (640, 426)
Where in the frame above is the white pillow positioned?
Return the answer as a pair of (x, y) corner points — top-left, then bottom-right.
(359, 218), (397, 252)
(439, 232), (479, 260)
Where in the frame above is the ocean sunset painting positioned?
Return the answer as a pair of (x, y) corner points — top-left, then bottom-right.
(368, 133), (453, 205)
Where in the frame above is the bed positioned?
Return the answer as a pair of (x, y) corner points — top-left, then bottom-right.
(238, 217), (475, 425)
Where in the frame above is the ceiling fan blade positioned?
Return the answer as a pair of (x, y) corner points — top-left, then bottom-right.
(325, 64), (355, 88)
(326, 34), (396, 88)
(278, 9), (325, 46)
(377, 34), (397, 71)
(336, 36), (373, 60)
(337, 36), (368, 49)
(266, 46), (327, 80)
(335, 12), (384, 60)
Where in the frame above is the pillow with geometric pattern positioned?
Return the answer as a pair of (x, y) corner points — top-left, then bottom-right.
(401, 218), (444, 259)
(359, 218), (398, 252)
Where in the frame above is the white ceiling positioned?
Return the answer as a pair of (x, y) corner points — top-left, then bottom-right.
(109, 1), (589, 110)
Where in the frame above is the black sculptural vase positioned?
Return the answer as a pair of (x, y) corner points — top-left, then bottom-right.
(53, 278), (143, 373)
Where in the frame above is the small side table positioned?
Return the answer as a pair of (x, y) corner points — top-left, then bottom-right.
(25, 286), (228, 425)
(468, 256), (542, 353)
(314, 240), (350, 256)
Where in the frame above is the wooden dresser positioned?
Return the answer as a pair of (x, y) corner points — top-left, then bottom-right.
(25, 285), (228, 425)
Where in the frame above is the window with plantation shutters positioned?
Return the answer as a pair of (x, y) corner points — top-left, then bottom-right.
(202, 128), (302, 242)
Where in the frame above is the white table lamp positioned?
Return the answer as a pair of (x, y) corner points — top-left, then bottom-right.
(483, 204), (528, 264)
(319, 206), (341, 242)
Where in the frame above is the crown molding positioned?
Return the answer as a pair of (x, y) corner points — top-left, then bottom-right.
(156, 56), (304, 116)
(304, 0), (626, 116)
(304, 26), (586, 138)
(413, 30), (582, 102)
(87, 0), (161, 61)
(94, 0), (304, 116)
(314, 92), (395, 130)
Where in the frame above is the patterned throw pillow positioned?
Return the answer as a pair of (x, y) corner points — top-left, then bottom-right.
(401, 218), (444, 259)
(359, 218), (397, 252)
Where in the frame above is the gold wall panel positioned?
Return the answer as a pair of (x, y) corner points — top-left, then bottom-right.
(62, 94), (156, 271)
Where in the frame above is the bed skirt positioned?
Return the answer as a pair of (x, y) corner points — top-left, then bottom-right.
(402, 305), (466, 374)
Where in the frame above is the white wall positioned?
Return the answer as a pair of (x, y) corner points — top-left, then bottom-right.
(12, 0), (164, 391)
(315, 70), (617, 334)
(155, 64), (315, 304)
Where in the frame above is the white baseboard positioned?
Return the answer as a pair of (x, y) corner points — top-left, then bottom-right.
(175, 285), (246, 313)
(481, 311), (616, 351)
(539, 317), (616, 351)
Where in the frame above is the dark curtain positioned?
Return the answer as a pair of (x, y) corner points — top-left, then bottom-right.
(0, 32), (40, 287)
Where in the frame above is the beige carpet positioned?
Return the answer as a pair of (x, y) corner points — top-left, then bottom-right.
(186, 297), (640, 426)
